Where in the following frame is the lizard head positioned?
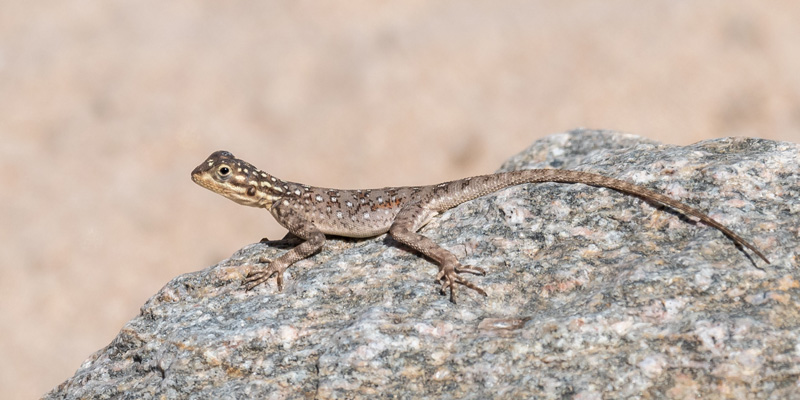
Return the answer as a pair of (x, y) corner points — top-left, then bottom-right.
(191, 151), (282, 208)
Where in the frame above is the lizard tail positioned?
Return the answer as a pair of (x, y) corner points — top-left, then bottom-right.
(433, 169), (769, 263)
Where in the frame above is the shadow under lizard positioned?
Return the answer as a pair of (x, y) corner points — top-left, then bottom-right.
(192, 150), (769, 303)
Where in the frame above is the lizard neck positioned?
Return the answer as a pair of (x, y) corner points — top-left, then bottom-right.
(248, 173), (287, 209)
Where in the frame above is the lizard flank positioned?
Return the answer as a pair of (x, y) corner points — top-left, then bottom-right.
(191, 150), (768, 302)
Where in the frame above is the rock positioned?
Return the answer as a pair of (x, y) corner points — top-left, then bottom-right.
(45, 130), (798, 399)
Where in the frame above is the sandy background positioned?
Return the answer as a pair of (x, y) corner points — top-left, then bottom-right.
(1, 1), (798, 397)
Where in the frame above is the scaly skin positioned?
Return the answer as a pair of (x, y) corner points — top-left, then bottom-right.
(191, 150), (768, 302)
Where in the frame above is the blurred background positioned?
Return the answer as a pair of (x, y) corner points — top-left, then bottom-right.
(1, 1), (798, 397)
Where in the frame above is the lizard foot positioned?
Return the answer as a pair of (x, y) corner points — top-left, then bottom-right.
(436, 263), (487, 303)
(243, 258), (287, 291)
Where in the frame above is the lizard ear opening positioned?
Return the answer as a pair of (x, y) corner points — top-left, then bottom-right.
(247, 187), (257, 196)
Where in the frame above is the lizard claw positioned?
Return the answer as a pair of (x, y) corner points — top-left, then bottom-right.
(436, 263), (488, 303)
(243, 259), (286, 291)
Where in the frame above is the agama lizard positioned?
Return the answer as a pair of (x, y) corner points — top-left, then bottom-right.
(192, 150), (768, 302)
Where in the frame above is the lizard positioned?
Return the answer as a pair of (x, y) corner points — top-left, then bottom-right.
(191, 150), (769, 303)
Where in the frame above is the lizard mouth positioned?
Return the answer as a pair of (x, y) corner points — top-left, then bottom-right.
(190, 167), (222, 193)
(190, 169), (208, 189)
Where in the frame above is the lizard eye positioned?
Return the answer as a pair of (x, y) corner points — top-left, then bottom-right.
(217, 165), (232, 179)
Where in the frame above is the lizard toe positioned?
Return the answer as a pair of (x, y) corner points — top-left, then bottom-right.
(243, 264), (286, 291)
(243, 272), (271, 290)
(455, 265), (486, 276)
(437, 266), (487, 303)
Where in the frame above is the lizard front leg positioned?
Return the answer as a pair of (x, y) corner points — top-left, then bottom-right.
(245, 204), (326, 291)
(389, 206), (487, 303)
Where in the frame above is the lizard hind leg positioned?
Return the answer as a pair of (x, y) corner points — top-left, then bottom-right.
(389, 211), (488, 303)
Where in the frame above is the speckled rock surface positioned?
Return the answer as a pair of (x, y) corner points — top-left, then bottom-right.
(46, 130), (799, 399)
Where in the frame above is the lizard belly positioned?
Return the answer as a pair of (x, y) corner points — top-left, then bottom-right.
(320, 226), (389, 238)
(317, 221), (392, 238)
(309, 206), (397, 238)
